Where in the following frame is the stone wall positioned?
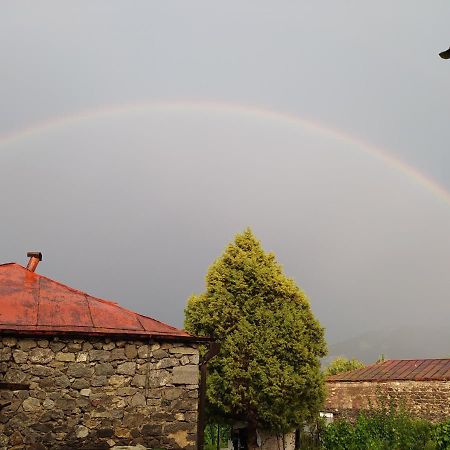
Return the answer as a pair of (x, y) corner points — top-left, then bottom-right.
(325, 380), (450, 422)
(0, 335), (199, 450)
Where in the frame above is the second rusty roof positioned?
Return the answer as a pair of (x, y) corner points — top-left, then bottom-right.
(326, 358), (450, 382)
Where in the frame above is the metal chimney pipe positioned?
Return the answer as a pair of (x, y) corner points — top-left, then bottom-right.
(26, 252), (42, 272)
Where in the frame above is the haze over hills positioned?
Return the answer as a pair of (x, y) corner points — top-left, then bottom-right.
(326, 325), (450, 365)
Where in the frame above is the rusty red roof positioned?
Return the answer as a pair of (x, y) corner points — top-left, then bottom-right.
(0, 262), (199, 341)
(326, 359), (450, 382)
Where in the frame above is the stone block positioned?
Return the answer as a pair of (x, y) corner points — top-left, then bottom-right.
(53, 374), (71, 388)
(91, 376), (108, 387)
(67, 363), (94, 378)
(189, 353), (200, 364)
(4, 368), (27, 383)
(125, 344), (138, 359)
(162, 387), (183, 400)
(152, 349), (169, 359)
(117, 362), (136, 375)
(149, 369), (170, 388)
(130, 392), (146, 407)
(111, 348), (127, 360)
(168, 346), (198, 355)
(49, 342), (65, 352)
(165, 421), (196, 433)
(43, 399), (55, 409)
(76, 352), (88, 362)
(55, 398), (76, 412)
(12, 350), (28, 364)
(17, 339), (36, 350)
(76, 425), (89, 438)
(156, 358), (179, 369)
(22, 397), (41, 412)
(3, 337), (17, 347)
(72, 378), (90, 389)
(180, 355), (190, 365)
(108, 375), (128, 387)
(122, 413), (146, 428)
(172, 365), (199, 385)
(137, 345), (149, 359)
(55, 352), (76, 362)
(97, 428), (114, 437)
(142, 423), (162, 436)
(116, 387), (138, 396)
(95, 362), (114, 376)
(131, 374), (147, 387)
(82, 341), (93, 351)
(29, 348), (54, 364)
(111, 445), (147, 450)
(89, 349), (111, 361)
(114, 426), (130, 438)
(0, 347), (11, 361)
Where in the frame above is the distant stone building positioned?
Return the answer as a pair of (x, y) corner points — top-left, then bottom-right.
(0, 255), (206, 449)
(325, 359), (450, 422)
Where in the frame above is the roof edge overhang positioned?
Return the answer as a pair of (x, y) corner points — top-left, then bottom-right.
(326, 377), (450, 383)
(0, 327), (212, 344)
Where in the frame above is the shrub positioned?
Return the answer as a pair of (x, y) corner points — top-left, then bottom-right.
(433, 419), (450, 450)
(322, 408), (436, 450)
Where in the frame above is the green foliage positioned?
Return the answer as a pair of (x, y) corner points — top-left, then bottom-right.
(433, 420), (450, 450)
(321, 408), (444, 450)
(185, 228), (327, 435)
(205, 424), (231, 450)
(324, 357), (365, 377)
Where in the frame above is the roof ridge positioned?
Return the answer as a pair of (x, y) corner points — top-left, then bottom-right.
(9, 263), (99, 297)
(380, 358), (450, 362)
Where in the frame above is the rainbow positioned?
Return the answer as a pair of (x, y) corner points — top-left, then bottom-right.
(1, 99), (449, 206)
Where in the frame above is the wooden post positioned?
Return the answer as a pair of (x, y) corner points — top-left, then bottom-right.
(197, 342), (220, 450)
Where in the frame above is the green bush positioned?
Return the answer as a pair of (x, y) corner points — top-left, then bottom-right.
(321, 408), (440, 450)
(433, 420), (450, 450)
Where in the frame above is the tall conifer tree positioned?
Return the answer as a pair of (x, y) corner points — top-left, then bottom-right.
(185, 229), (326, 446)
(185, 229), (327, 446)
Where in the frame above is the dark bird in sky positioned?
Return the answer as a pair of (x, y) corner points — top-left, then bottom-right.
(439, 47), (450, 59)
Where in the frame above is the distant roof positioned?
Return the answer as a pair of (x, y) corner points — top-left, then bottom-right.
(0, 263), (200, 341)
(326, 359), (450, 382)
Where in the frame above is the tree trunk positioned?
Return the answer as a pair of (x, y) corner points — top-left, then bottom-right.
(247, 420), (259, 450)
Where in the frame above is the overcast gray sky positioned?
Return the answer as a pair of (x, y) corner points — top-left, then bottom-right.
(1, 2), (449, 354)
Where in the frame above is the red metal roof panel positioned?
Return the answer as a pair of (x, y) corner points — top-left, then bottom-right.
(0, 266), (38, 326)
(327, 359), (450, 382)
(38, 278), (93, 328)
(87, 296), (143, 331)
(0, 263), (196, 340)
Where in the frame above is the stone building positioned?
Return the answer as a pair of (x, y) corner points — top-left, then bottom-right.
(0, 255), (206, 450)
(325, 358), (450, 422)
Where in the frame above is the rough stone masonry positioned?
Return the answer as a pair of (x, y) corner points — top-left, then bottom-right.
(0, 335), (199, 450)
(325, 380), (450, 422)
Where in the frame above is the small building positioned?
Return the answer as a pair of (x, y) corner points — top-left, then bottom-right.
(325, 358), (450, 422)
(0, 254), (206, 449)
